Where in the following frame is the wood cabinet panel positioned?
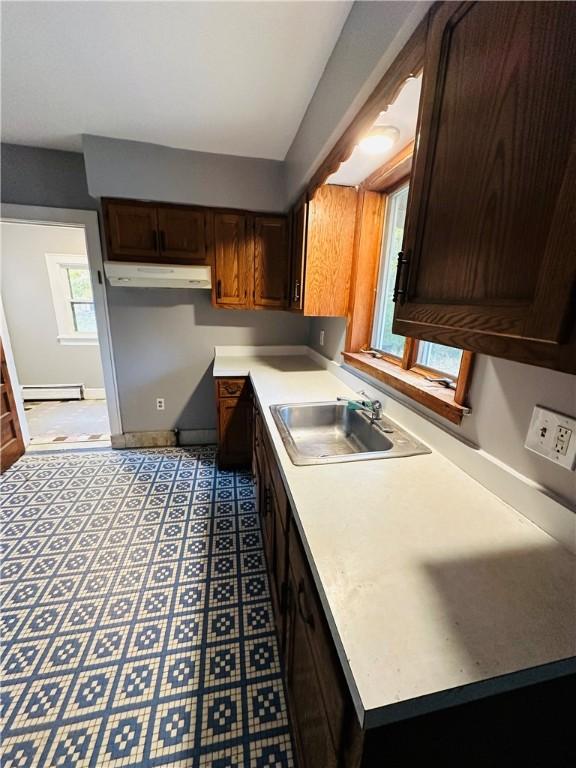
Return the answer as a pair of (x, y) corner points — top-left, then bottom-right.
(289, 197), (307, 310)
(394, 1), (576, 367)
(253, 216), (289, 309)
(105, 201), (159, 261)
(289, 522), (347, 753)
(213, 212), (251, 308)
(285, 565), (338, 768)
(215, 377), (252, 468)
(288, 185), (358, 317)
(1, 342), (25, 473)
(217, 378), (248, 399)
(157, 207), (208, 264)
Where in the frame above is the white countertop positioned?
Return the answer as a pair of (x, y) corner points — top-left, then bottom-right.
(214, 350), (576, 728)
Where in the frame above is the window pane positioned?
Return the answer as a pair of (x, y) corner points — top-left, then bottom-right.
(67, 268), (93, 300)
(72, 302), (97, 333)
(371, 184), (409, 358)
(417, 342), (462, 377)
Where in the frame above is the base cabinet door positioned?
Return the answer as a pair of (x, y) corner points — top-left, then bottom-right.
(286, 568), (338, 768)
(216, 394), (252, 468)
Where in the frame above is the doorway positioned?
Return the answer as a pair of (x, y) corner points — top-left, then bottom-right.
(0, 205), (121, 460)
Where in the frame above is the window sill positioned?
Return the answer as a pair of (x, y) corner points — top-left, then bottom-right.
(57, 335), (98, 346)
(342, 351), (469, 425)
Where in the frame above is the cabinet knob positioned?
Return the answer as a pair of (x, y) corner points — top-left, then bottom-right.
(294, 280), (300, 302)
(217, 279), (222, 300)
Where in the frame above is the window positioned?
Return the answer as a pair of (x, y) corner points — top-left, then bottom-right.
(371, 182), (464, 380)
(45, 254), (98, 345)
(343, 164), (474, 425)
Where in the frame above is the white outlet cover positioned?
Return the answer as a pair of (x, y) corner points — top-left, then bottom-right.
(525, 405), (576, 470)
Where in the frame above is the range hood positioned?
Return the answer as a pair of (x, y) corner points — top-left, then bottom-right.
(104, 262), (212, 289)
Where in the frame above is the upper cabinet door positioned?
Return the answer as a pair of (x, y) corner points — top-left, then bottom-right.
(157, 207), (208, 264)
(253, 216), (289, 309)
(289, 198), (308, 311)
(394, 2), (576, 361)
(213, 212), (251, 308)
(105, 201), (159, 261)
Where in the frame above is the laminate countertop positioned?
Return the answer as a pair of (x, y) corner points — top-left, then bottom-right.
(213, 349), (576, 728)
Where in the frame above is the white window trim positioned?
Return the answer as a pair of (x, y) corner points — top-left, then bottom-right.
(45, 253), (98, 345)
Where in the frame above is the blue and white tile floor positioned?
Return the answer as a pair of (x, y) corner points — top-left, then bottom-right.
(0, 446), (294, 767)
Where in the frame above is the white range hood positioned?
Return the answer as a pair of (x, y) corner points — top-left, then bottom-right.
(104, 262), (212, 289)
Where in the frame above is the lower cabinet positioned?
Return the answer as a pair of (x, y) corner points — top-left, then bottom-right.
(215, 377), (253, 468)
(252, 405), (360, 768)
(249, 404), (576, 768)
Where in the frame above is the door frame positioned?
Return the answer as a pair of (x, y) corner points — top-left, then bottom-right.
(1, 204), (123, 438)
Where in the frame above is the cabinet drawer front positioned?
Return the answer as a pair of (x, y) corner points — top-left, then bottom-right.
(217, 378), (248, 399)
(289, 525), (347, 752)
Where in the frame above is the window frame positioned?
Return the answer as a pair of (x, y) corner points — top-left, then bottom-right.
(344, 151), (474, 425)
(45, 253), (98, 346)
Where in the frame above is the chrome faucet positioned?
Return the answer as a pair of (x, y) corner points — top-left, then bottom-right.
(337, 391), (382, 422)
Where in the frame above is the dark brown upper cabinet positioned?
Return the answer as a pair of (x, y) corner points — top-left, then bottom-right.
(393, 1), (576, 373)
(289, 185), (358, 317)
(157, 207), (208, 264)
(253, 216), (289, 309)
(104, 201), (159, 261)
(103, 199), (210, 265)
(213, 212), (290, 311)
(213, 212), (251, 308)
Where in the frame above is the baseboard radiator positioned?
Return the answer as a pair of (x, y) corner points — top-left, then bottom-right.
(22, 384), (84, 401)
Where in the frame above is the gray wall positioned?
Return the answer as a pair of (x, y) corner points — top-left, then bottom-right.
(308, 319), (576, 507)
(83, 135), (286, 212)
(108, 289), (309, 432)
(1, 143), (96, 210)
(1, 141), (310, 434)
(1, 221), (105, 389)
(284, 1), (432, 202)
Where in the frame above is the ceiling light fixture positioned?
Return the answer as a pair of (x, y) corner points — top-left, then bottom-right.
(358, 125), (400, 154)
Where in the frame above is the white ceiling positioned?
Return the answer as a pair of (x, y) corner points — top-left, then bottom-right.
(1, 0), (352, 159)
(328, 75), (422, 186)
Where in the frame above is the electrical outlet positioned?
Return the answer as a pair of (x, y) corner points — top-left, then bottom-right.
(525, 406), (576, 470)
(319, 329), (325, 346)
(156, 398), (165, 411)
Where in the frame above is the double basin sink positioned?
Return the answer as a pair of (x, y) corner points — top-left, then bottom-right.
(270, 401), (430, 466)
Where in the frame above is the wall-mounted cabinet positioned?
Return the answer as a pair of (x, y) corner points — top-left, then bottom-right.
(103, 199), (210, 265)
(392, 0), (576, 373)
(289, 185), (358, 317)
(212, 212), (289, 310)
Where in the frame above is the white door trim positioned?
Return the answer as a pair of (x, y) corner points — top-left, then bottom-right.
(1, 204), (123, 437)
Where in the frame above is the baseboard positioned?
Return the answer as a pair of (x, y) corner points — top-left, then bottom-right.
(178, 429), (217, 445)
(84, 388), (106, 400)
(22, 384), (83, 401)
(111, 431), (177, 449)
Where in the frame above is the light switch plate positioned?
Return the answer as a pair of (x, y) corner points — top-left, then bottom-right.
(525, 405), (576, 470)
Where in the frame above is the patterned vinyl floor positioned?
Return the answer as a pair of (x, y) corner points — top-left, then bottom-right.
(0, 447), (294, 768)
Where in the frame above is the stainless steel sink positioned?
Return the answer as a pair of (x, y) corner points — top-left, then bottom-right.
(270, 401), (430, 465)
